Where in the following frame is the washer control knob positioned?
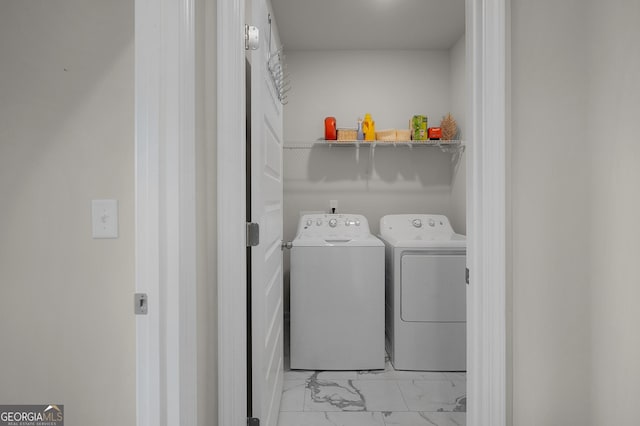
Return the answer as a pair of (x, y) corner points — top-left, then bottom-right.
(355, 220), (361, 226)
(316, 218), (323, 226)
(306, 219), (313, 226)
(412, 219), (422, 228)
(428, 219), (436, 227)
(329, 218), (338, 228)
(345, 219), (351, 226)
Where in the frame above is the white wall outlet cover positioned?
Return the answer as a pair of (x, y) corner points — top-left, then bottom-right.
(92, 199), (118, 239)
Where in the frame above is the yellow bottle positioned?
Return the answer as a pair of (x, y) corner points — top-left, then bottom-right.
(362, 113), (376, 141)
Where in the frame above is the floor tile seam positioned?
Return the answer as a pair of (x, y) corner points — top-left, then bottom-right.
(358, 377), (460, 383)
(394, 378), (415, 411)
(294, 378), (464, 384)
(276, 411), (466, 426)
(394, 384), (467, 413)
(279, 408), (464, 414)
(277, 411), (390, 426)
(378, 411), (467, 426)
(286, 408), (416, 413)
(388, 379), (410, 412)
(280, 402), (468, 412)
(346, 378), (409, 412)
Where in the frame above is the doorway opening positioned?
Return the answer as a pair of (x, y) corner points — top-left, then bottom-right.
(217, 0), (508, 425)
(267, 1), (467, 425)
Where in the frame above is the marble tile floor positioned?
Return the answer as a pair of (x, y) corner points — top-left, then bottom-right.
(277, 357), (466, 426)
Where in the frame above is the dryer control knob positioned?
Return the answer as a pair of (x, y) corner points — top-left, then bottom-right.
(412, 219), (423, 228)
(428, 219), (436, 227)
(355, 220), (361, 226)
(329, 218), (337, 228)
(316, 218), (323, 226)
(345, 220), (351, 226)
(306, 219), (313, 226)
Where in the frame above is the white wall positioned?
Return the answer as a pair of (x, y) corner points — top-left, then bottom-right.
(0, 1), (135, 424)
(511, 0), (640, 425)
(587, 1), (640, 424)
(285, 50), (452, 140)
(283, 146), (455, 239)
(511, 0), (592, 424)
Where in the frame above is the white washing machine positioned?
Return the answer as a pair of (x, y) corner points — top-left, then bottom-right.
(379, 214), (467, 371)
(290, 213), (385, 370)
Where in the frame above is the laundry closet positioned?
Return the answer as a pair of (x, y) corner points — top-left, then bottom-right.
(246, 1), (468, 425)
(274, 0), (467, 329)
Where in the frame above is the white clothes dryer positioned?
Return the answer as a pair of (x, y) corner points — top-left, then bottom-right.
(290, 213), (385, 370)
(379, 214), (467, 371)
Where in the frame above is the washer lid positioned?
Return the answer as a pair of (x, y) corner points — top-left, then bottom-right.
(292, 234), (384, 247)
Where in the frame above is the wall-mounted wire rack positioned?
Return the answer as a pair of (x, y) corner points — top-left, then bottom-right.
(267, 14), (290, 105)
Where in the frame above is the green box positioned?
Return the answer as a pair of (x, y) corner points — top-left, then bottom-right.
(411, 115), (428, 140)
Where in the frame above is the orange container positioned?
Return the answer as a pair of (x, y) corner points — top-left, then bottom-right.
(324, 117), (337, 140)
(428, 127), (442, 140)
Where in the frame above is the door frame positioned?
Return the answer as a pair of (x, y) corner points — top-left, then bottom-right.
(218, 2), (508, 424)
(466, 0), (509, 424)
(135, 0), (508, 424)
(134, 0), (198, 425)
(216, 1), (249, 425)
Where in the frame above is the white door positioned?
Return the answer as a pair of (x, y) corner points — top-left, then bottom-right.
(250, 1), (284, 425)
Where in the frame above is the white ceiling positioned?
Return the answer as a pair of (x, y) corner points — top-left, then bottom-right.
(270, 0), (465, 51)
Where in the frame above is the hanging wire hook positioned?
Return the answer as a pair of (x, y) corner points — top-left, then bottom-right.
(266, 13), (290, 105)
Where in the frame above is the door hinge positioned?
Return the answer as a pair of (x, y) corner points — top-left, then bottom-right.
(466, 267), (470, 285)
(245, 25), (259, 50)
(247, 417), (260, 426)
(134, 293), (148, 315)
(246, 222), (260, 247)
(281, 240), (292, 250)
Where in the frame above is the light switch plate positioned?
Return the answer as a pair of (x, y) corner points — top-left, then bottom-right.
(92, 199), (118, 238)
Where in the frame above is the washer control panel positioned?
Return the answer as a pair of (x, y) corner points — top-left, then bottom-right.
(296, 214), (370, 240)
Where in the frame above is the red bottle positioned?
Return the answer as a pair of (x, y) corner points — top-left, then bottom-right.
(324, 117), (337, 140)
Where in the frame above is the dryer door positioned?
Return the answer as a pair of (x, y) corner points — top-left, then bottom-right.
(401, 253), (466, 322)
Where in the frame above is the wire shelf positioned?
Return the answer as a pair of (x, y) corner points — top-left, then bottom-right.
(283, 140), (465, 152)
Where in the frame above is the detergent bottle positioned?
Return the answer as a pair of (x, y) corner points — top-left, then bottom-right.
(362, 113), (376, 141)
(356, 118), (364, 140)
(324, 117), (337, 140)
